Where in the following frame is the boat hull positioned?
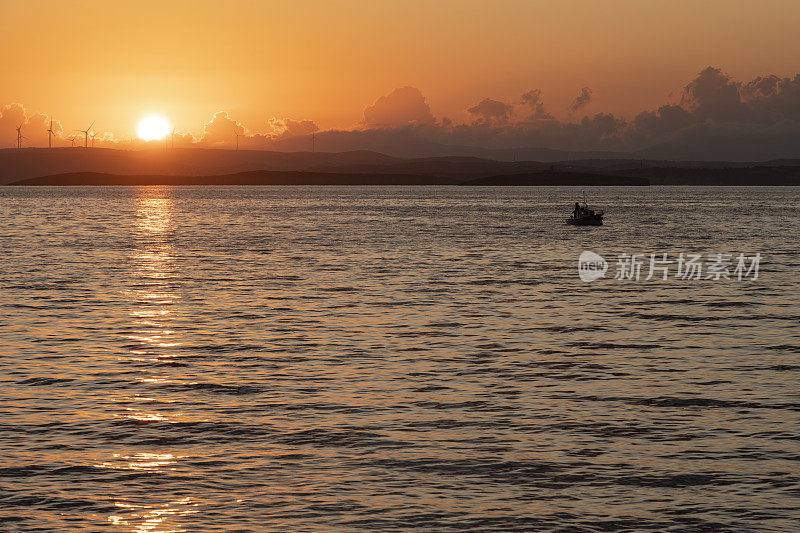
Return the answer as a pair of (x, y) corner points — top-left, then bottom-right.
(566, 217), (603, 226)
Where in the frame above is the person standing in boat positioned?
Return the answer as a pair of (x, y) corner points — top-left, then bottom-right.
(574, 202), (581, 217)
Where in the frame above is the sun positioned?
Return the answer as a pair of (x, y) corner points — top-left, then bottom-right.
(137, 116), (171, 141)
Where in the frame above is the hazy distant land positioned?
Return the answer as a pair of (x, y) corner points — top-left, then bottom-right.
(9, 171), (455, 187)
(9, 170), (650, 186)
(3, 148), (800, 186)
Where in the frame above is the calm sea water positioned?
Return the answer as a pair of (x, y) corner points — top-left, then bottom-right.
(1, 186), (798, 532)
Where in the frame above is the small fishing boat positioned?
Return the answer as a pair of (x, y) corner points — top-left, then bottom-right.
(567, 192), (604, 226)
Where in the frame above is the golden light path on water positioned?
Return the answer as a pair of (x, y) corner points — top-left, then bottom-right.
(105, 191), (197, 532)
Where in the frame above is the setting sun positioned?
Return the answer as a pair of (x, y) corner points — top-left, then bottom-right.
(137, 116), (170, 141)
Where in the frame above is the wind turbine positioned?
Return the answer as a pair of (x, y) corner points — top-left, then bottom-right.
(76, 121), (94, 148)
(312, 131), (316, 153)
(233, 128), (243, 151)
(47, 118), (56, 149)
(16, 124), (23, 149)
(90, 133), (97, 148)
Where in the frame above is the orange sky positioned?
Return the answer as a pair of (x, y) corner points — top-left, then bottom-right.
(3, 0), (800, 139)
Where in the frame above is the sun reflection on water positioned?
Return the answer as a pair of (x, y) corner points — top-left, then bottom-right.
(137, 197), (174, 234)
(105, 189), (196, 532)
(107, 496), (199, 533)
(96, 452), (180, 472)
(127, 190), (183, 358)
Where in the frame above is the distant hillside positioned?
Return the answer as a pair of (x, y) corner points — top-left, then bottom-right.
(9, 171), (457, 186)
(13, 170), (648, 186)
(0, 148), (401, 185)
(5, 149), (800, 187)
(315, 158), (551, 178)
(265, 130), (627, 161)
(633, 132), (800, 162)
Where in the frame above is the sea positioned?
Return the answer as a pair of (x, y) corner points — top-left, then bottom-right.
(0, 185), (798, 532)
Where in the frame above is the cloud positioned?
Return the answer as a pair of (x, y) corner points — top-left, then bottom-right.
(520, 89), (554, 120)
(630, 104), (694, 139)
(27, 113), (64, 146)
(569, 86), (593, 113)
(467, 97), (513, 125)
(267, 117), (319, 139)
(9, 66), (800, 160)
(363, 86), (435, 127)
(172, 131), (196, 147)
(0, 103), (26, 145)
(739, 73), (800, 122)
(577, 113), (626, 141)
(679, 67), (742, 121)
(326, 67), (800, 159)
(628, 67), (800, 143)
(88, 131), (116, 147)
(0, 103), (63, 147)
(196, 112), (319, 148)
(201, 111), (246, 145)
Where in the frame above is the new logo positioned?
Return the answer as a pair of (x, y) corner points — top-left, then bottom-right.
(578, 251), (608, 282)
